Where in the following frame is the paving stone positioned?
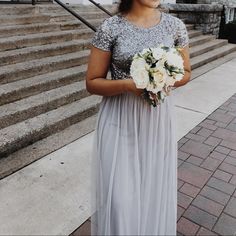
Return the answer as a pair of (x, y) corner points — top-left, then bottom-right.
(229, 150), (236, 158)
(196, 227), (218, 236)
(207, 176), (235, 195)
(228, 102), (236, 111)
(224, 197), (236, 218)
(214, 145), (231, 155)
(230, 175), (236, 185)
(208, 112), (234, 124)
(186, 155), (204, 166)
(215, 121), (228, 128)
(197, 128), (214, 138)
(178, 159), (184, 167)
(219, 162), (236, 175)
(215, 108), (227, 114)
(221, 104), (236, 112)
(71, 220), (91, 236)
(178, 179), (185, 190)
(209, 151), (227, 161)
(220, 140), (236, 151)
(198, 121), (218, 131)
(178, 150), (190, 161)
(200, 157), (222, 171)
(183, 205), (218, 230)
(179, 183), (201, 198)
(212, 128), (236, 143)
(224, 156), (236, 167)
(199, 185), (230, 205)
(178, 191), (193, 209)
(178, 162), (212, 188)
(204, 119), (217, 125)
(180, 140), (214, 159)
(185, 133), (206, 142)
(177, 217), (200, 236)
(213, 213), (236, 236)
(190, 126), (202, 134)
(204, 136), (221, 147)
(192, 195), (224, 217)
(177, 205), (185, 221)
(179, 137), (189, 144)
(178, 142), (184, 149)
(213, 169), (232, 182)
(227, 123), (236, 132)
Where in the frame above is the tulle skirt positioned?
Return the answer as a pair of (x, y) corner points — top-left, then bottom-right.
(90, 90), (178, 236)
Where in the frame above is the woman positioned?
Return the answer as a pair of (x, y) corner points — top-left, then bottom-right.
(86, 0), (191, 235)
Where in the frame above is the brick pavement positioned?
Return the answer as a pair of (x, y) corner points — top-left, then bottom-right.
(70, 93), (236, 236)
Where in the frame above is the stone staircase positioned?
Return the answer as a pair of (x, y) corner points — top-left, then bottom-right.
(0, 3), (236, 179)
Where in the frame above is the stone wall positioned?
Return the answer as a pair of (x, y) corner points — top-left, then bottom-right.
(197, 0), (236, 7)
(161, 3), (223, 36)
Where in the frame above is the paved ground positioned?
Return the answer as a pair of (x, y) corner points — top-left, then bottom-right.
(71, 93), (236, 236)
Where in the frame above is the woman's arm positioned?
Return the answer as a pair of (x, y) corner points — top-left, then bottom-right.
(173, 45), (191, 88)
(86, 46), (143, 96)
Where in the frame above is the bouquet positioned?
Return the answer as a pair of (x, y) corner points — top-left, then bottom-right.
(130, 44), (185, 107)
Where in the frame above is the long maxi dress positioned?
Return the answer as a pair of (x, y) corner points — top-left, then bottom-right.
(90, 11), (189, 236)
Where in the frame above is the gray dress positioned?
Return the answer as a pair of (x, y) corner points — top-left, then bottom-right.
(90, 11), (189, 236)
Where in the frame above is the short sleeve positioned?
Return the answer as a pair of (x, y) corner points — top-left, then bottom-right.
(174, 19), (189, 48)
(91, 18), (114, 52)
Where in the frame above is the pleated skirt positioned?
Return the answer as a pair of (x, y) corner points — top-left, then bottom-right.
(90, 90), (177, 236)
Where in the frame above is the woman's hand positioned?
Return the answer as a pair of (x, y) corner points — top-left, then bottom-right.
(124, 78), (144, 96)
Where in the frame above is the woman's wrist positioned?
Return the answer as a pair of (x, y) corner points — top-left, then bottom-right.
(123, 78), (132, 92)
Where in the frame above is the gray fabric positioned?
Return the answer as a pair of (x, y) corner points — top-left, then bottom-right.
(90, 11), (189, 236)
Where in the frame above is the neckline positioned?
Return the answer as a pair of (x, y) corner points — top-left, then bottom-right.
(119, 11), (164, 31)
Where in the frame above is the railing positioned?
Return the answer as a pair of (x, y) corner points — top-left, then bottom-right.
(53, 0), (97, 31)
(87, 0), (112, 16)
(53, 0), (113, 32)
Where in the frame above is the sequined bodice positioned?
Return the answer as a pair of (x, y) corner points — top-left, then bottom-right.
(91, 11), (189, 80)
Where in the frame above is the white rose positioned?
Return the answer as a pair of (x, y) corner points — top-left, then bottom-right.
(165, 51), (184, 69)
(165, 76), (176, 86)
(146, 69), (166, 93)
(141, 48), (151, 55)
(151, 47), (165, 61)
(130, 57), (150, 89)
(174, 72), (184, 81)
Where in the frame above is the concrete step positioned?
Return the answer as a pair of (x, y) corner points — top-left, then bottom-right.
(0, 14), (51, 26)
(0, 80), (88, 129)
(0, 114), (97, 179)
(0, 19), (104, 38)
(48, 11), (108, 22)
(48, 12), (108, 22)
(188, 30), (203, 39)
(36, 4), (117, 14)
(0, 95), (101, 158)
(189, 34), (216, 48)
(0, 65), (87, 105)
(0, 50), (89, 85)
(0, 4), (36, 15)
(0, 39), (90, 66)
(191, 43), (236, 70)
(186, 24), (194, 31)
(190, 39), (228, 58)
(0, 28), (93, 52)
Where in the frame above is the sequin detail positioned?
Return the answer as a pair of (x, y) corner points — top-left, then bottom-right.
(91, 11), (189, 80)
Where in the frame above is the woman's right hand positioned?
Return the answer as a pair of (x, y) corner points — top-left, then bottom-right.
(124, 78), (144, 97)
